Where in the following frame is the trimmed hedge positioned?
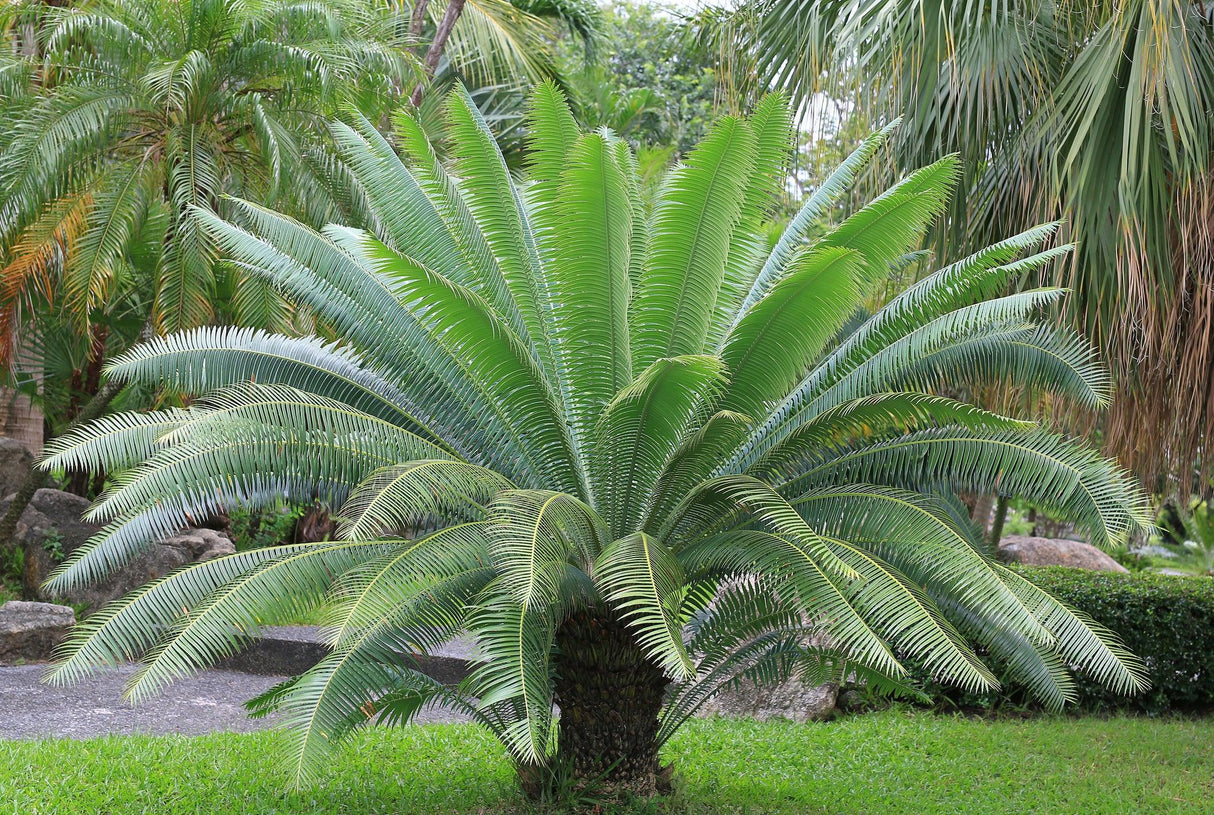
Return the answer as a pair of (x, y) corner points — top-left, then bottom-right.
(892, 568), (1214, 715)
(1022, 567), (1214, 714)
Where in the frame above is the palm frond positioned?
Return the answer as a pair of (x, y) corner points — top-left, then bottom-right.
(630, 115), (757, 369)
(595, 532), (695, 680)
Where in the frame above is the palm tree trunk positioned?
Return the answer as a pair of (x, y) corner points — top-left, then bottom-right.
(66, 323), (109, 497)
(970, 493), (994, 537)
(542, 611), (670, 799)
(0, 378), (124, 596)
(989, 495), (1009, 553)
(408, 0), (431, 42)
(410, 0), (467, 107)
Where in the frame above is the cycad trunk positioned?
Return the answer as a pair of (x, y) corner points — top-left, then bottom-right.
(546, 611), (670, 798)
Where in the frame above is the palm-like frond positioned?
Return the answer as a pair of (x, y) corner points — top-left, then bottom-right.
(44, 88), (1149, 791)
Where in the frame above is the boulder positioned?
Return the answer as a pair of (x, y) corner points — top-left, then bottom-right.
(0, 488), (99, 599)
(2, 488), (238, 610)
(698, 678), (838, 723)
(0, 600), (75, 663)
(0, 437), (33, 498)
(693, 577), (838, 722)
(5, 488), (97, 551)
(997, 535), (1128, 573)
(61, 527), (236, 611)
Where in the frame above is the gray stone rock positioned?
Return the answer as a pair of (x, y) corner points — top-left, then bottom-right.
(6, 488), (97, 551)
(997, 535), (1129, 573)
(0, 600), (75, 663)
(693, 578), (838, 722)
(0, 488), (99, 599)
(0, 437), (33, 498)
(62, 527), (237, 612)
(2, 488), (240, 610)
(699, 678), (838, 722)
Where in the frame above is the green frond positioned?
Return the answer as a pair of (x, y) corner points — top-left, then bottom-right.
(781, 426), (1151, 548)
(124, 541), (394, 702)
(893, 322), (1111, 409)
(335, 229), (579, 494)
(819, 535), (997, 693)
(933, 593), (1075, 712)
(39, 408), (192, 474)
(749, 287), (1073, 466)
(719, 246), (864, 418)
(48, 404), (439, 591)
(102, 326), (421, 429)
(339, 462), (511, 541)
(465, 582), (562, 764)
(594, 532), (695, 679)
(327, 114), (468, 282)
(630, 115), (758, 369)
(671, 477), (904, 678)
(709, 92), (794, 347)
(391, 109), (525, 344)
(791, 485), (1052, 647)
(817, 155), (961, 288)
(835, 223), (1065, 363)
(541, 131), (634, 450)
(752, 393), (1031, 479)
(323, 524), (490, 646)
(642, 410), (752, 535)
(593, 355), (727, 538)
(197, 203), (527, 464)
(997, 564), (1148, 697)
(488, 489), (605, 608)
(733, 117), (901, 322)
(524, 79), (581, 190)
(444, 84), (555, 382)
(66, 157), (155, 309)
(278, 526), (494, 784)
(45, 542), (357, 686)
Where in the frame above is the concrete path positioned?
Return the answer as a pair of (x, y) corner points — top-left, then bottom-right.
(0, 660), (470, 740)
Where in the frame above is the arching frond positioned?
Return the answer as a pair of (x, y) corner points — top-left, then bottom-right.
(595, 532), (695, 679)
(594, 355), (727, 537)
(781, 427), (1151, 548)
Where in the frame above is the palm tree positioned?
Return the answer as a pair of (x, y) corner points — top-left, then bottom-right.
(0, 0), (415, 339)
(403, 0), (601, 150)
(696, 0), (1214, 497)
(42, 85), (1148, 798)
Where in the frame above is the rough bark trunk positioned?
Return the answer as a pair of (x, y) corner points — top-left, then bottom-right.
(66, 325), (109, 497)
(970, 493), (995, 537)
(543, 611), (670, 799)
(408, 0), (431, 42)
(410, 0), (466, 107)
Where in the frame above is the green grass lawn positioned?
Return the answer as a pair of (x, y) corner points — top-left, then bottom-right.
(2, 710), (1211, 814)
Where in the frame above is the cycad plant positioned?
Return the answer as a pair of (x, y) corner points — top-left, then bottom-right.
(43, 85), (1149, 797)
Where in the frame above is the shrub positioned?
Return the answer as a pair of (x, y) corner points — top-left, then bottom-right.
(1024, 567), (1214, 714)
(228, 506), (308, 552)
(896, 567), (1214, 715)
